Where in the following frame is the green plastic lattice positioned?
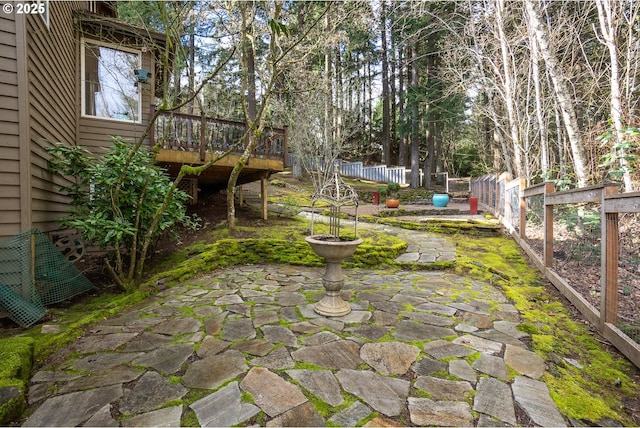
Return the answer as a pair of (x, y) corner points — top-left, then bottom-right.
(0, 229), (96, 327)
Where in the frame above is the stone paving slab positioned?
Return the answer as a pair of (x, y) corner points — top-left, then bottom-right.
(189, 381), (260, 427)
(408, 397), (474, 426)
(121, 405), (182, 427)
(119, 371), (187, 415)
(336, 369), (410, 417)
(360, 342), (420, 375)
(512, 376), (567, 427)
(23, 384), (123, 427)
(327, 401), (372, 426)
(286, 369), (344, 407)
(21, 243), (568, 427)
(240, 367), (307, 417)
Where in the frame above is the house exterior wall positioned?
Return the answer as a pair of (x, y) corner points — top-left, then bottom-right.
(0, 1), (158, 240)
(0, 12), (21, 237)
(27, 2), (86, 236)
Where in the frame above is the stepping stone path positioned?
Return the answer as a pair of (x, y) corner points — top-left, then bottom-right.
(22, 251), (566, 426)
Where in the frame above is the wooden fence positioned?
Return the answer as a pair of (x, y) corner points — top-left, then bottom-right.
(471, 174), (640, 368)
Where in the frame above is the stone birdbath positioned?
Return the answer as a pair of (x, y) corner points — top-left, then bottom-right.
(306, 164), (362, 317)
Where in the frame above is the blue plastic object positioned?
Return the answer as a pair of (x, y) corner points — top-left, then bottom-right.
(432, 193), (450, 207)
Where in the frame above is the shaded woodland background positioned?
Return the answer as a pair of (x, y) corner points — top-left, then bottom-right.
(119, 0), (639, 191)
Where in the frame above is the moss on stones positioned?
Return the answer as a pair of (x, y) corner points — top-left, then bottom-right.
(0, 384), (26, 426)
(357, 215), (500, 236)
(0, 337), (34, 381)
(148, 230), (407, 288)
(0, 337), (34, 425)
(451, 234), (639, 425)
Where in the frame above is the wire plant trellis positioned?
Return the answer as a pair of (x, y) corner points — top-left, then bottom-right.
(309, 163), (359, 239)
(305, 163), (363, 317)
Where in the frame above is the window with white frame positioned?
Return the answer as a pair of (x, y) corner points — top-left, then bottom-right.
(82, 40), (142, 122)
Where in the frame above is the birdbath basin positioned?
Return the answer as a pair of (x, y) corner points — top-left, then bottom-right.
(306, 235), (363, 317)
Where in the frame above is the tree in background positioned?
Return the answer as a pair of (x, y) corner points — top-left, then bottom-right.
(115, 0), (639, 209)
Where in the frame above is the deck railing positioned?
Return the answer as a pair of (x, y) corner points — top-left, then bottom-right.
(471, 174), (640, 368)
(149, 106), (287, 165)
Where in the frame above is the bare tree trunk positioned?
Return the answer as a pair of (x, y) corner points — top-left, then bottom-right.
(595, 0), (634, 191)
(410, 44), (420, 188)
(398, 47), (406, 168)
(525, 0), (588, 187)
(490, 95), (512, 176)
(324, 12), (333, 164)
(390, 18), (397, 166)
(381, 0), (390, 165)
(434, 117), (443, 174)
(227, 4), (258, 231)
(554, 99), (566, 178)
(496, 0), (523, 178)
(292, 3), (306, 180)
(367, 54), (374, 156)
(187, 10), (196, 145)
(424, 127), (433, 189)
(527, 10), (549, 180)
(335, 46), (343, 149)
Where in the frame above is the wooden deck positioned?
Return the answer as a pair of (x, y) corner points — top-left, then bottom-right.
(150, 108), (287, 187)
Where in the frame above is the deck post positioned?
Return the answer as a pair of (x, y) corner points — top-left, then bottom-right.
(603, 211), (619, 326)
(261, 177), (268, 220)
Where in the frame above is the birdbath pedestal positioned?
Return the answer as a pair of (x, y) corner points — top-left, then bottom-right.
(306, 163), (361, 317)
(306, 235), (363, 316)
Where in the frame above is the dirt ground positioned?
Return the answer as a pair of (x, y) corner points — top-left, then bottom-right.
(76, 186), (274, 289)
(524, 217), (640, 343)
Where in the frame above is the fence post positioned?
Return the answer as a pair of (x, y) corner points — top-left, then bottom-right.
(519, 178), (526, 240)
(543, 182), (555, 268)
(601, 185), (620, 326)
(603, 212), (619, 326)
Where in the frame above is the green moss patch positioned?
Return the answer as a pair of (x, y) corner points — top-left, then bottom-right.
(0, 384), (26, 426)
(358, 215), (500, 236)
(0, 337), (34, 381)
(0, 290), (149, 368)
(451, 234), (640, 424)
(0, 337), (34, 425)
(148, 221), (407, 287)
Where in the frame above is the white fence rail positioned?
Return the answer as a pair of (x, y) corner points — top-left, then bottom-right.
(287, 154), (460, 190)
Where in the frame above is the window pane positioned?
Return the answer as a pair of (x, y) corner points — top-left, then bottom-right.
(84, 43), (140, 122)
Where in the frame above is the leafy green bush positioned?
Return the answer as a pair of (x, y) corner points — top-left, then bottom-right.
(386, 182), (400, 199)
(48, 137), (199, 290)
